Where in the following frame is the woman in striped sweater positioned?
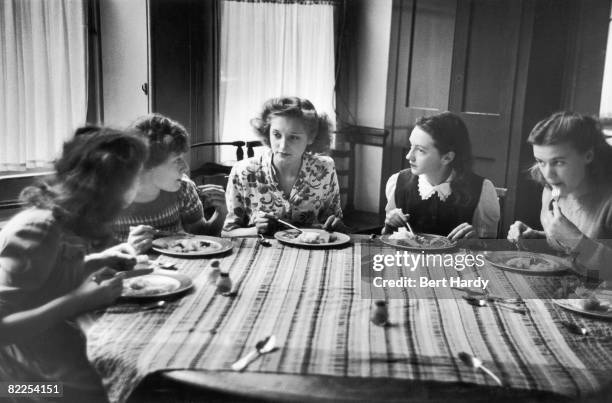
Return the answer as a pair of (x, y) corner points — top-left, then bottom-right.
(113, 114), (227, 253)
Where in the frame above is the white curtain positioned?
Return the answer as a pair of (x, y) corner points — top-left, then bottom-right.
(219, 0), (336, 162)
(0, 0), (87, 171)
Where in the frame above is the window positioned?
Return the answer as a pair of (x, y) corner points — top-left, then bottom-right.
(218, 0), (337, 161)
(600, 2), (612, 144)
(0, 0), (87, 171)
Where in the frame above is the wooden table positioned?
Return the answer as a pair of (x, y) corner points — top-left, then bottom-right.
(83, 237), (612, 403)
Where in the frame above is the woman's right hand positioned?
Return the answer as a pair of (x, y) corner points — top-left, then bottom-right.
(127, 225), (155, 253)
(507, 220), (541, 243)
(254, 212), (274, 235)
(72, 268), (124, 313)
(384, 208), (409, 232)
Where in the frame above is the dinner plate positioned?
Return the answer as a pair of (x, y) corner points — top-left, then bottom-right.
(152, 235), (233, 257)
(379, 233), (457, 252)
(553, 299), (612, 320)
(274, 229), (351, 247)
(484, 251), (571, 275)
(121, 272), (193, 299)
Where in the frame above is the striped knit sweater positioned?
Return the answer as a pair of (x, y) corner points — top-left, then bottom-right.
(112, 177), (204, 241)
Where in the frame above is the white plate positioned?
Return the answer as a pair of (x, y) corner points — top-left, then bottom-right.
(484, 251), (570, 275)
(121, 272), (193, 299)
(274, 228), (351, 247)
(553, 299), (612, 320)
(379, 233), (457, 252)
(152, 235), (233, 257)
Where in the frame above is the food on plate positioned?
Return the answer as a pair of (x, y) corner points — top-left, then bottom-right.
(504, 256), (558, 271)
(296, 231), (335, 244)
(156, 238), (216, 253)
(388, 229), (450, 248)
(581, 297), (609, 312)
(122, 275), (179, 297)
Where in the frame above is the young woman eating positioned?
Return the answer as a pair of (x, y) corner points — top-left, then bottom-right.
(0, 127), (147, 401)
(383, 112), (500, 240)
(507, 112), (612, 280)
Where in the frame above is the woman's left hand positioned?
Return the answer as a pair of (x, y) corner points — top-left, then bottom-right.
(85, 243), (137, 274)
(322, 215), (350, 233)
(447, 222), (477, 241)
(548, 201), (582, 250)
(200, 184), (228, 215)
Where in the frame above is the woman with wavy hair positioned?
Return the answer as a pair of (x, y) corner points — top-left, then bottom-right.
(508, 111), (612, 280)
(223, 96), (346, 236)
(113, 114), (227, 253)
(0, 127), (147, 402)
(383, 112), (500, 239)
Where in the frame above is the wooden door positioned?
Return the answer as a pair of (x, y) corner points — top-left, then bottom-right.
(382, 0), (457, 211)
(448, 0), (524, 186)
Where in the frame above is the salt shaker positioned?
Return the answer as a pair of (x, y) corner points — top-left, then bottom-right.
(207, 260), (221, 285)
(370, 300), (389, 326)
(216, 272), (232, 294)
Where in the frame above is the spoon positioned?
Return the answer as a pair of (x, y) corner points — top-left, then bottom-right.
(231, 335), (277, 371)
(458, 352), (502, 386)
(258, 234), (271, 247)
(141, 300), (166, 311)
(563, 321), (588, 336)
(104, 300), (166, 314)
(463, 296), (527, 314)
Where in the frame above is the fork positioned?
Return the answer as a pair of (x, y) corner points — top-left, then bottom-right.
(276, 218), (303, 233)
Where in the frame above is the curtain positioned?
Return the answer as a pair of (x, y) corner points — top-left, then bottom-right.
(0, 0), (87, 171)
(219, 0), (336, 161)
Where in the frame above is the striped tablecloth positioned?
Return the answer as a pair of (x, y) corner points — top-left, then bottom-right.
(84, 238), (612, 403)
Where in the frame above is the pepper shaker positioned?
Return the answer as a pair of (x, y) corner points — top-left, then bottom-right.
(207, 260), (221, 285)
(216, 272), (232, 294)
(371, 300), (389, 326)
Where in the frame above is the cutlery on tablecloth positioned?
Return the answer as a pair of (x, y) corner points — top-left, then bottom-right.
(231, 335), (277, 372)
(453, 287), (524, 305)
(563, 321), (589, 336)
(458, 352), (503, 386)
(258, 234), (271, 247)
(104, 300), (167, 314)
(463, 296), (527, 314)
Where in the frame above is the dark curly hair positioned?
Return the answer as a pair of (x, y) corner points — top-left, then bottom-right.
(20, 127), (148, 240)
(415, 112), (475, 206)
(527, 111), (612, 187)
(250, 97), (332, 154)
(131, 113), (189, 168)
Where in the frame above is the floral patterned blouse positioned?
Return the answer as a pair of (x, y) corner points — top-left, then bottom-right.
(223, 150), (342, 230)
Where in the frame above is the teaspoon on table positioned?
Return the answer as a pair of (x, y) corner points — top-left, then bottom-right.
(463, 296), (527, 314)
(458, 352), (503, 386)
(231, 335), (277, 371)
(258, 234), (271, 247)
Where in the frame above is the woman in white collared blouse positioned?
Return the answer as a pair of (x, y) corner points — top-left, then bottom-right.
(383, 112), (500, 240)
(223, 97), (347, 236)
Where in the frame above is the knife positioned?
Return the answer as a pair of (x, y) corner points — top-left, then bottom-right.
(119, 268), (154, 280)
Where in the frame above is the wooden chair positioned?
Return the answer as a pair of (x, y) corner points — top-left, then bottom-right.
(190, 141), (262, 187)
(495, 187), (508, 239)
(332, 126), (389, 234)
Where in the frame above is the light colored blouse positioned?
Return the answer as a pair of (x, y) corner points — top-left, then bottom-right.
(540, 185), (612, 281)
(385, 171), (500, 238)
(223, 150), (342, 230)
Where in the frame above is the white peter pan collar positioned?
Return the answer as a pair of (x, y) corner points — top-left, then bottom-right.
(417, 171), (455, 202)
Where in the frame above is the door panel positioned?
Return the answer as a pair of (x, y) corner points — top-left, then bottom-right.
(385, 0), (457, 176)
(449, 0), (523, 186)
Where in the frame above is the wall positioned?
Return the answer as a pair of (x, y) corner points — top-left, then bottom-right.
(100, 0), (149, 127)
(341, 0), (393, 213)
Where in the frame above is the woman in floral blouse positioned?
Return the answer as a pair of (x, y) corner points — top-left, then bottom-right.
(223, 97), (347, 236)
